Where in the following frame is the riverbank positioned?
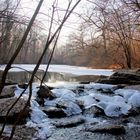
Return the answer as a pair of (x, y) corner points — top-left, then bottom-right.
(0, 67), (140, 139)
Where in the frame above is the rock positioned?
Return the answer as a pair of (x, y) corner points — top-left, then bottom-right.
(18, 83), (28, 89)
(36, 96), (45, 106)
(37, 86), (55, 99)
(85, 124), (125, 135)
(41, 106), (66, 118)
(97, 71), (140, 85)
(79, 81), (90, 84)
(0, 97), (30, 124)
(0, 85), (16, 99)
(83, 105), (104, 117)
(96, 88), (114, 95)
(52, 115), (85, 128)
(127, 107), (140, 116)
(5, 79), (17, 86)
(0, 124), (37, 140)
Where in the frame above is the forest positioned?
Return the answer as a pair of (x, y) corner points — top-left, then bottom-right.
(0, 0), (140, 140)
(0, 0), (140, 68)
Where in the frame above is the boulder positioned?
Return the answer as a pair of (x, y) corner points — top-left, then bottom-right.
(97, 70), (140, 85)
(41, 106), (66, 118)
(0, 85), (16, 99)
(37, 86), (55, 99)
(85, 124), (125, 135)
(0, 97), (30, 124)
(18, 83), (28, 89)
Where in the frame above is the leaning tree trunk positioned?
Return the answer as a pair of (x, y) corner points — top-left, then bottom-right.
(0, 0), (44, 95)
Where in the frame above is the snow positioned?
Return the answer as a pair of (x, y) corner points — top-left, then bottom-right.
(0, 64), (114, 76)
(14, 85), (54, 139)
(9, 80), (140, 138)
(115, 89), (140, 107)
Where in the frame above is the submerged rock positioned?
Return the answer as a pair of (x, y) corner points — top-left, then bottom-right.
(0, 97), (30, 124)
(0, 85), (16, 99)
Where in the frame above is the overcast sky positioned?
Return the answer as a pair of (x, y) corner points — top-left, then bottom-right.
(18, 0), (89, 45)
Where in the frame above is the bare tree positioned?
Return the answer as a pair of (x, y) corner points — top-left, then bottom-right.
(0, 0), (82, 139)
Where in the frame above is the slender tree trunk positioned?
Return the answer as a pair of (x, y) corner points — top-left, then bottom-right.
(0, 0), (44, 95)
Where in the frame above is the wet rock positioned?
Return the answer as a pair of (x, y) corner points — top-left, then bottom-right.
(37, 86), (55, 99)
(18, 83), (28, 89)
(85, 124), (126, 135)
(36, 96), (45, 106)
(52, 115), (85, 128)
(83, 105), (104, 117)
(79, 81), (90, 84)
(127, 107), (140, 116)
(0, 97), (30, 124)
(0, 85), (16, 99)
(97, 88), (114, 95)
(41, 106), (66, 118)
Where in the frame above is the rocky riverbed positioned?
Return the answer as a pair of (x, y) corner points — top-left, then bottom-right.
(0, 69), (140, 140)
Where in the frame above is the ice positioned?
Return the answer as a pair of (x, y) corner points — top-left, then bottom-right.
(85, 83), (115, 90)
(14, 83), (39, 100)
(0, 64), (114, 76)
(128, 93), (140, 107)
(44, 99), (58, 107)
(92, 93), (131, 117)
(115, 89), (140, 107)
(8, 76), (140, 139)
(115, 89), (137, 100)
(26, 101), (54, 139)
(76, 95), (97, 108)
(51, 88), (76, 102)
(104, 102), (131, 117)
(58, 100), (82, 116)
